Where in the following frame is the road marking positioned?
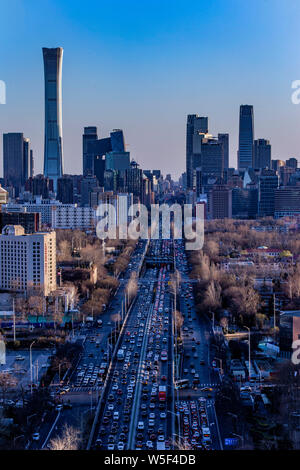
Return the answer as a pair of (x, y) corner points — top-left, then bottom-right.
(41, 411), (61, 449)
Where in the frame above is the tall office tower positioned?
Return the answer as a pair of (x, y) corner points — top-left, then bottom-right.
(81, 175), (98, 207)
(186, 115), (208, 189)
(275, 185), (300, 218)
(23, 138), (31, 181)
(0, 225), (56, 295)
(195, 168), (203, 198)
(43, 47), (64, 190)
(110, 129), (125, 152)
(3, 133), (31, 194)
(253, 139), (271, 170)
(30, 149), (34, 177)
(105, 152), (130, 171)
(83, 126), (98, 175)
(286, 157), (298, 170)
(218, 133), (229, 170)
(238, 105), (254, 170)
(57, 175), (74, 204)
(258, 169), (279, 217)
(209, 185), (232, 219)
(201, 137), (224, 178)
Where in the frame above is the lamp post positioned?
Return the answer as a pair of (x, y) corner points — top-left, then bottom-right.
(243, 326), (251, 381)
(30, 340), (36, 394)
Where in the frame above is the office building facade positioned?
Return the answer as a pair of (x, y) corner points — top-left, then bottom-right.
(238, 105), (254, 170)
(253, 139), (271, 170)
(43, 47), (64, 190)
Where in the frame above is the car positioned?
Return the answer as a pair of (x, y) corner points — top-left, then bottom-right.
(157, 435), (165, 442)
(160, 412), (166, 419)
(32, 432), (40, 441)
(107, 444), (114, 450)
(15, 355), (25, 361)
(55, 404), (63, 411)
(117, 442), (125, 450)
(137, 421), (144, 430)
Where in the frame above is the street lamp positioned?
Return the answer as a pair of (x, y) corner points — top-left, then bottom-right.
(30, 340), (36, 395)
(58, 361), (69, 384)
(243, 326), (251, 381)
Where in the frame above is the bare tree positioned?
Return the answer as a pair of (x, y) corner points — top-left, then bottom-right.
(49, 425), (81, 450)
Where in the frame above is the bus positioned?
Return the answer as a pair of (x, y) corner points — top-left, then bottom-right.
(175, 379), (189, 390)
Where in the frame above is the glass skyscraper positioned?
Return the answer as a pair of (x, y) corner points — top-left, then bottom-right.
(238, 105), (254, 170)
(43, 47), (64, 190)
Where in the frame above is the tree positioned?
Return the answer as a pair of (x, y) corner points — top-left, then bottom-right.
(49, 425), (81, 450)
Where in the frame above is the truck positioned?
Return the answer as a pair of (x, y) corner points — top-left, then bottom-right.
(117, 349), (125, 361)
(158, 385), (167, 402)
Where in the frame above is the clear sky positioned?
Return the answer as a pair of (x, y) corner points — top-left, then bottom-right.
(0, 0), (299, 179)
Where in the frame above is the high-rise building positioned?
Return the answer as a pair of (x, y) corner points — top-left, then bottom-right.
(25, 174), (53, 199)
(0, 185), (8, 206)
(286, 157), (298, 170)
(275, 185), (300, 218)
(3, 133), (31, 193)
(209, 185), (232, 219)
(83, 126), (98, 176)
(258, 169), (279, 217)
(81, 175), (98, 207)
(200, 137), (224, 178)
(253, 139), (271, 170)
(57, 175), (74, 204)
(186, 115), (208, 189)
(23, 138), (31, 182)
(218, 133), (229, 170)
(238, 105), (254, 170)
(43, 47), (64, 190)
(0, 225), (56, 295)
(105, 152), (130, 171)
(0, 212), (41, 233)
(272, 160), (285, 172)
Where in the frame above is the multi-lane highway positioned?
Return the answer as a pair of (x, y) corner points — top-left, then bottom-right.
(90, 239), (174, 450)
(88, 237), (223, 451)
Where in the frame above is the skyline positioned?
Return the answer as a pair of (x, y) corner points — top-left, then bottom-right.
(0, 0), (300, 179)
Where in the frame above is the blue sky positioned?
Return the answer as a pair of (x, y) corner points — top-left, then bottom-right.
(0, 0), (299, 178)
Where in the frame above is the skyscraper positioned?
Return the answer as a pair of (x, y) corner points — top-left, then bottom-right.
(218, 133), (229, 170)
(43, 47), (64, 190)
(83, 126), (98, 176)
(253, 139), (271, 170)
(238, 105), (254, 170)
(258, 169), (279, 217)
(3, 133), (30, 194)
(186, 115), (208, 189)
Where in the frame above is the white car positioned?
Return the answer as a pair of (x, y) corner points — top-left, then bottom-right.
(107, 444), (114, 450)
(117, 442), (125, 450)
(157, 435), (165, 442)
(56, 404), (63, 411)
(32, 433), (40, 441)
(160, 412), (167, 419)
